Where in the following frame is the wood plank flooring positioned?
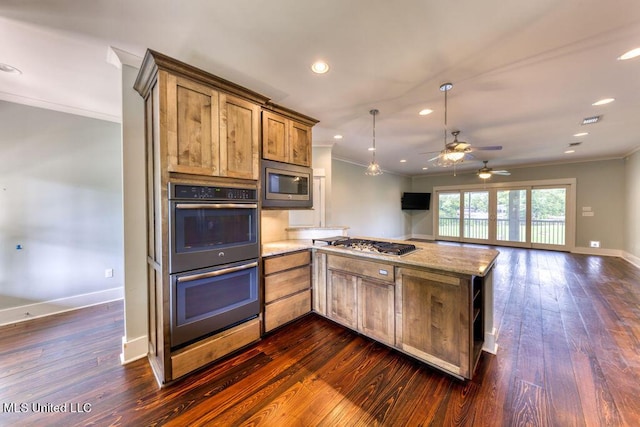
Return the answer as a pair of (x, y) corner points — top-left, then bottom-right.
(1, 247), (639, 426)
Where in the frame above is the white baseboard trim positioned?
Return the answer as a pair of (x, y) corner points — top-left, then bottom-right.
(0, 287), (124, 326)
(409, 234), (435, 241)
(120, 335), (148, 365)
(483, 327), (498, 355)
(572, 246), (623, 257)
(622, 251), (640, 269)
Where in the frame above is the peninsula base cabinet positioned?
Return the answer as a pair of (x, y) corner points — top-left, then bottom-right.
(395, 267), (483, 380)
(326, 255), (395, 346)
(321, 253), (485, 380)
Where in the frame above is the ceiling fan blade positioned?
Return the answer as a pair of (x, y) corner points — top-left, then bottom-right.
(471, 145), (503, 151)
(427, 154), (441, 162)
(492, 170), (511, 175)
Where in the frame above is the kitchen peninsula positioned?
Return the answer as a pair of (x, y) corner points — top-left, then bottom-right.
(263, 238), (499, 380)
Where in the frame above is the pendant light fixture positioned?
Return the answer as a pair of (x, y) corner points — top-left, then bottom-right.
(365, 109), (383, 176)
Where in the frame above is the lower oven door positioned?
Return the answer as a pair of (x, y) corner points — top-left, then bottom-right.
(170, 260), (259, 348)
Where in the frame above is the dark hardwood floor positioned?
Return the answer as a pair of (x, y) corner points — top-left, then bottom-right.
(1, 247), (639, 426)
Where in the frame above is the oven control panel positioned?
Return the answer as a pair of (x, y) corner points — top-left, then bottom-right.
(171, 184), (257, 201)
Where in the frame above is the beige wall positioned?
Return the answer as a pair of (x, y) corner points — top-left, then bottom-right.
(331, 159), (412, 239)
(624, 149), (640, 259)
(410, 159), (626, 250)
(0, 101), (123, 311)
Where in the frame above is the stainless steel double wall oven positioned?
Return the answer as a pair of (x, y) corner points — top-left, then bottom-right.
(168, 183), (259, 348)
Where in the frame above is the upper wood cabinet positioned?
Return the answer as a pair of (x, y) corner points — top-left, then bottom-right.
(262, 108), (315, 167)
(166, 74), (220, 176)
(262, 110), (289, 163)
(220, 94), (260, 179)
(135, 50), (270, 182)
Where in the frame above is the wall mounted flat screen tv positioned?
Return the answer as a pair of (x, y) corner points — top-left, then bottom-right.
(401, 192), (431, 210)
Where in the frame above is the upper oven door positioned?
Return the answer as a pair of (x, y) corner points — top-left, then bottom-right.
(262, 159), (313, 208)
(169, 201), (258, 273)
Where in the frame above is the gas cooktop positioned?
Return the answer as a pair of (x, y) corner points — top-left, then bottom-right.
(327, 238), (417, 256)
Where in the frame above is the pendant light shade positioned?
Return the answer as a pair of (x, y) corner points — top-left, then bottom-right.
(365, 109), (383, 176)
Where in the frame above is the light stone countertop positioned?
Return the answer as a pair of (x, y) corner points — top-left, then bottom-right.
(262, 238), (499, 277)
(261, 239), (314, 257)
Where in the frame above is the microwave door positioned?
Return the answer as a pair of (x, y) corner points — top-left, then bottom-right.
(267, 169), (309, 201)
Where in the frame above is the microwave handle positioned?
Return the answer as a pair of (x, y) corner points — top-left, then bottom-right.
(175, 203), (258, 209)
(177, 261), (258, 283)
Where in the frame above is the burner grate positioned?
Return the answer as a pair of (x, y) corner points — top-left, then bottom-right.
(332, 239), (416, 255)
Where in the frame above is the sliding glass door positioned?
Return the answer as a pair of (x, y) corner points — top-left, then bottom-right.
(438, 192), (461, 240)
(435, 180), (573, 250)
(531, 186), (567, 248)
(496, 189), (528, 246)
(462, 191), (490, 243)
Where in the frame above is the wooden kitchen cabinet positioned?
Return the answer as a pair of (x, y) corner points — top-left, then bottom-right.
(358, 278), (395, 346)
(220, 93), (260, 179)
(263, 250), (312, 332)
(262, 108), (314, 167)
(166, 74), (221, 176)
(326, 254), (395, 344)
(134, 50), (271, 385)
(166, 77), (261, 180)
(396, 267), (480, 379)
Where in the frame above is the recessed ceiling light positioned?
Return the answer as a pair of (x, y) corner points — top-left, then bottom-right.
(311, 61), (329, 74)
(581, 115), (601, 125)
(618, 48), (640, 60)
(0, 63), (22, 74)
(333, 134), (343, 140)
(422, 167), (429, 170)
(400, 159), (407, 163)
(592, 98), (615, 106)
(573, 132), (589, 137)
(368, 147), (375, 152)
(565, 150), (575, 154)
(419, 109), (433, 116)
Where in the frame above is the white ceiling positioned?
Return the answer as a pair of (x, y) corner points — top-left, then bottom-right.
(1, 0), (640, 176)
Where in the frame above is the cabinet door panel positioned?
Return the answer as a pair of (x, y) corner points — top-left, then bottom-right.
(289, 120), (312, 166)
(358, 279), (395, 346)
(220, 94), (260, 179)
(262, 111), (289, 163)
(399, 269), (470, 377)
(327, 270), (357, 328)
(166, 75), (219, 175)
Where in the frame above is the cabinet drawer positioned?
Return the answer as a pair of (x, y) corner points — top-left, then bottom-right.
(264, 250), (311, 275)
(265, 290), (311, 332)
(265, 265), (311, 303)
(171, 317), (260, 379)
(327, 254), (394, 283)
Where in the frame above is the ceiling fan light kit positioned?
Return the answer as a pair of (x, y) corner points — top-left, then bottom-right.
(365, 109), (383, 176)
(477, 160), (510, 179)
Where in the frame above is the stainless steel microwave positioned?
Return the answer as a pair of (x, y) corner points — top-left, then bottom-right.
(261, 159), (313, 208)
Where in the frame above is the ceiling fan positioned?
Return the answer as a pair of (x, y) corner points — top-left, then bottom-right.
(425, 82), (502, 167)
(427, 130), (503, 163)
(477, 160), (510, 179)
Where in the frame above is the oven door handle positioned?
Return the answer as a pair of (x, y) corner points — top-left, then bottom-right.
(175, 203), (258, 209)
(176, 262), (258, 283)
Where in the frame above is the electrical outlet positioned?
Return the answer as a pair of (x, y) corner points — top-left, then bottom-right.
(105, 268), (114, 278)
(590, 241), (600, 248)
